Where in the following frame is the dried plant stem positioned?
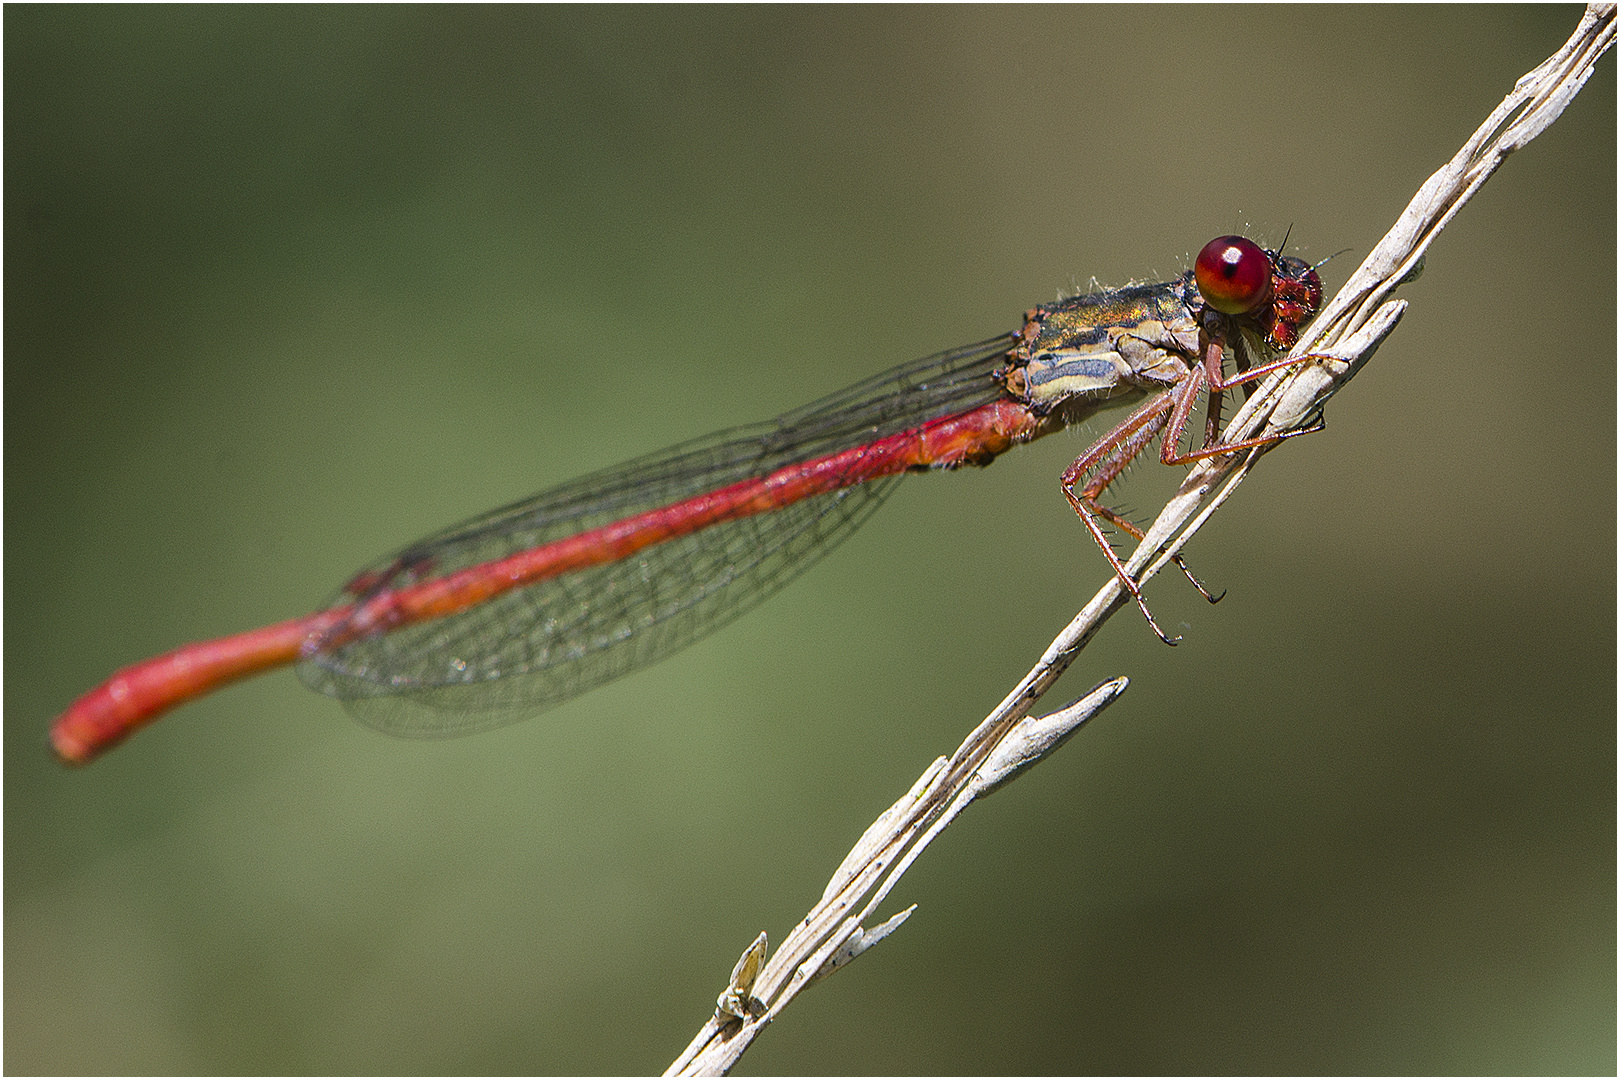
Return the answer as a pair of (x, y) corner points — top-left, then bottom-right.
(666, 6), (1613, 1074)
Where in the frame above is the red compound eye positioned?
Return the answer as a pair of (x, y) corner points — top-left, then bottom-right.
(1195, 235), (1272, 315)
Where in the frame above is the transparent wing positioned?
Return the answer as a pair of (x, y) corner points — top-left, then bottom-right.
(296, 333), (1017, 736)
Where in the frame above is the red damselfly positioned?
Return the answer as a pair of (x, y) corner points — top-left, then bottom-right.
(52, 235), (1323, 765)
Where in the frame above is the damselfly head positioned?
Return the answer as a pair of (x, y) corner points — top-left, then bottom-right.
(1194, 235), (1323, 351)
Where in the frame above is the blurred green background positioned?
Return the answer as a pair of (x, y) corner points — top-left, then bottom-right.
(7, 7), (1613, 1074)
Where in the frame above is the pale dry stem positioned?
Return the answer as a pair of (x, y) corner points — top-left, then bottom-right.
(665, 6), (1614, 1074)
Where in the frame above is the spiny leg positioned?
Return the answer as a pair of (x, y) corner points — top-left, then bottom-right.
(1082, 499), (1225, 605)
(1160, 343), (1329, 470)
(1061, 390), (1190, 644)
(1203, 374), (1225, 452)
(1202, 327), (1265, 447)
